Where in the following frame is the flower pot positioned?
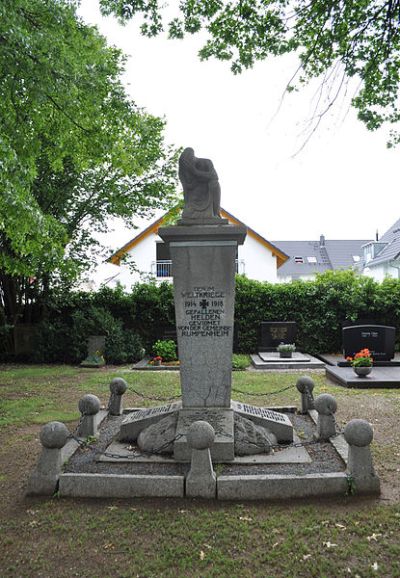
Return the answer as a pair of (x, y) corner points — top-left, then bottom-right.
(279, 351), (293, 359)
(153, 359), (162, 366)
(353, 366), (372, 378)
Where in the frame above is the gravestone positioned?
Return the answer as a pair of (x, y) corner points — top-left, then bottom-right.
(260, 321), (297, 351)
(342, 325), (395, 361)
(80, 335), (106, 367)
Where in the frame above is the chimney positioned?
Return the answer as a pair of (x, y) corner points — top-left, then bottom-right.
(320, 234), (325, 248)
(376, 229), (379, 241)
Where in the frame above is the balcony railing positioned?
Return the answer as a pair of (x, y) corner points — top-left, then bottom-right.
(152, 259), (245, 278)
(152, 260), (172, 278)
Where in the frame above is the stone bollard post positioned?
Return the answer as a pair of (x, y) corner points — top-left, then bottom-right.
(27, 421), (70, 495)
(344, 419), (380, 494)
(314, 394), (337, 441)
(108, 378), (128, 416)
(186, 421), (217, 499)
(77, 394), (101, 438)
(296, 376), (315, 413)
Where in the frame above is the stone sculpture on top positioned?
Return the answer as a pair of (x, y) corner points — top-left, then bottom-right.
(178, 147), (226, 224)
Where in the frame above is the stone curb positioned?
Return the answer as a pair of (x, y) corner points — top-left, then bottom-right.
(59, 473), (185, 498)
(217, 473), (348, 500)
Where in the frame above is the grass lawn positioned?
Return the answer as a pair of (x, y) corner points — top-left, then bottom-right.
(0, 364), (400, 577)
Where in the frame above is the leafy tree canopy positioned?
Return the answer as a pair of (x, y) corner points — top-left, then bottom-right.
(100, 0), (400, 146)
(0, 0), (178, 287)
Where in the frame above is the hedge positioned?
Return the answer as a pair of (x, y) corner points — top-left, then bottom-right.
(2, 271), (400, 363)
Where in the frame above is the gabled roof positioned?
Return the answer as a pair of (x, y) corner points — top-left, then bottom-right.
(109, 207), (289, 268)
(364, 218), (400, 267)
(273, 238), (371, 279)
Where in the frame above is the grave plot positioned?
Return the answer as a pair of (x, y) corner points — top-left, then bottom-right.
(250, 321), (325, 369)
(321, 324), (400, 388)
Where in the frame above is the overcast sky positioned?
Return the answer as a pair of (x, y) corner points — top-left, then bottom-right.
(79, 1), (398, 248)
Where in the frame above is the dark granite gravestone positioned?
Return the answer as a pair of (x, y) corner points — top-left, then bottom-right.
(260, 322), (297, 351)
(343, 325), (396, 361)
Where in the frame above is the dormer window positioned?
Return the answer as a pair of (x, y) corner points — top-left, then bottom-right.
(307, 256), (317, 263)
(294, 256), (304, 264)
(352, 255), (360, 262)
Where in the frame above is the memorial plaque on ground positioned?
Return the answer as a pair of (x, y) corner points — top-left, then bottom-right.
(343, 325), (396, 361)
(119, 402), (182, 441)
(231, 401), (293, 442)
(260, 322), (297, 350)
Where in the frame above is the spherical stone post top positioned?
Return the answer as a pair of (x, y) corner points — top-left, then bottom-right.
(344, 419), (373, 447)
(40, 421), (70, 449)
(109, 377), (128, 395)
(296, 376), (315, 393)
(314, 393), (337, 415)
(186, 421), (215, 450)
(78, 394), (101, 416)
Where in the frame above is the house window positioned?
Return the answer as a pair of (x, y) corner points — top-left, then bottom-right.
(156, 242), (170, 261)
(307, 256), (317, 263)
(294, 256), (304, 264)
(155, 242), (171, 277)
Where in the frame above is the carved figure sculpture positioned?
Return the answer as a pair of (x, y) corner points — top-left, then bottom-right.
(179, 147), (222, 222)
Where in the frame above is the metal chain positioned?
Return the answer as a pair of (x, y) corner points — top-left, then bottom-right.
(129, 388), (182, 402)
(231, 384), (293, 397)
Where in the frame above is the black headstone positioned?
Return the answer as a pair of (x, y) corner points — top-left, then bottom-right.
(260, 321), (297, 351)
(342, 325), (396, 361)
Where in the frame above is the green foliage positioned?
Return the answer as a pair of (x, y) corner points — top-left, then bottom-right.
(0, 0), (178, 329)
(152, 339), (177, 362)
(5, 271), (400, 362)
(101, 0), (400, 144)
(232, 354), (250, 370)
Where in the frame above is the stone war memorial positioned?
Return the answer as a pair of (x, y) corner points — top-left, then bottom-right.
(27, 148), (380, 500)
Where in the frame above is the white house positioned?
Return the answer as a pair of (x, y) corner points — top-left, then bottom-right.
(107, 208), (288, 288)
(361, 218), (400, 281)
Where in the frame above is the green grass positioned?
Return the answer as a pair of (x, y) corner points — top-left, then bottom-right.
(0, 364), (400, 577)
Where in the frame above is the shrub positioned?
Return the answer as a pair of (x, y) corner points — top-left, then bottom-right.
(152, 339), (177, 362)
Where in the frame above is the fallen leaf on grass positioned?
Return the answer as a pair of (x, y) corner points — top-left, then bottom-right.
(323, 541), (337, 548)
(239, 516), (253, 522)
(367, 533), (382, 542)
(302, 554), (312, 560)
(26, 509), (39, 516)
(103, 543), (115, 550)
(272, 542), (280, 549)
(371, 562), (379, 571)
(335, 523), (347, 530)
(199, 551), (205, 560)
(107, 506), (118, 511)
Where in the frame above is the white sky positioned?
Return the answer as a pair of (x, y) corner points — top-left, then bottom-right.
(79, 1), (399, 248)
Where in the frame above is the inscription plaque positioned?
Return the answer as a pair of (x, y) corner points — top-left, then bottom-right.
(231, 401), (293, 442)
(260, 322), (297, 351)
(119, 402), (181, 441)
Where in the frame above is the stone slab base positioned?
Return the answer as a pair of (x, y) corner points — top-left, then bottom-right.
(59, 473), (184, 498)
(174, 408), (234, 462)
(99, 432), (311, 464)
(251, 353), (325, 370)
(326, 365), (400, 388)
(259, 352), (311, 363)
